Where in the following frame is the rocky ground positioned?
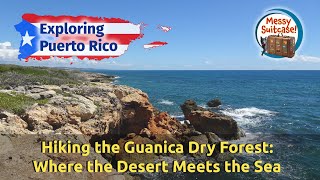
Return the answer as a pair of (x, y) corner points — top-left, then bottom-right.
(0, 64), (244, 179)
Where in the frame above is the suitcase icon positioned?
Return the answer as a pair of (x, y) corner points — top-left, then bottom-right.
(266, 33), (295, 58)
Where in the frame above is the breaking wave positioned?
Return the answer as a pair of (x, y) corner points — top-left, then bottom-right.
(220, 107), (277, 127)
(198, 103), (208, 109)
(170, 114), (185, 122)
(158, 99), (174, 105)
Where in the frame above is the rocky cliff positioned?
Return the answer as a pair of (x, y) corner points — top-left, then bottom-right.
(0, 65), (244, 179)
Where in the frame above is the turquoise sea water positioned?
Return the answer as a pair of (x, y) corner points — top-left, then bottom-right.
(85, 70), (320, 179)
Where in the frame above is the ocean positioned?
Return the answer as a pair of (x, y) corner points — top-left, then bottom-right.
(84, 70), (320, 179)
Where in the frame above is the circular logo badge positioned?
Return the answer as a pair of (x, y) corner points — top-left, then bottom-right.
(255, 9), (303, 58)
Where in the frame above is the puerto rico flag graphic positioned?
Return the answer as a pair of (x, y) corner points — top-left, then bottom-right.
(15, 14), (143, 60)
(144, 41), (168, 49)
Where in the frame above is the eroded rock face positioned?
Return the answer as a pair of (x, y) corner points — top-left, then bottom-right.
(188, 134), (209, 158)
(148, 112), (188, 136)
(181, 100), (242, 140)
(25, 104), (68, 130)
(205, 132), (221, 144)
(120, 91), (154, 135)
(0, 123), (32, 136)
(0, 68), (244, 178)
(24, 85), (58, 100)
(187, 110), (240, 140)
(49, 94), (97, 123)
(65, 95), (97, 122)
(180, 99), (205, 117)
(116, 135), (158, 164)
(0, 111), (31, 135)
(0, 111), (28, 129)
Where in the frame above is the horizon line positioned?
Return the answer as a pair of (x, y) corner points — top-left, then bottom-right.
(1, 63), (320, 71)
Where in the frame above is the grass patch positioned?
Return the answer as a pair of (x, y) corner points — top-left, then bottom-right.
(0, 65), (50, 76)
(0, 64), (83, 88)
(37, 98), (49, 105)
(0, 92), (48, 115)
(0, 64), (114, 88)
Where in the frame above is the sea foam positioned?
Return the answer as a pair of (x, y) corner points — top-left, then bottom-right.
(158, 99), (174, 105)
(220, 107), (277, 127)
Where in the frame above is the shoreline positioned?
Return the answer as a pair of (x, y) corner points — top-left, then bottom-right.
(0, 64), (246, 179)
(1, 64), (318, 179)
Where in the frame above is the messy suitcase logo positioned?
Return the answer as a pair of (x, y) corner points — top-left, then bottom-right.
(15, 14), (143, 61)
(255, 8), (303, 58)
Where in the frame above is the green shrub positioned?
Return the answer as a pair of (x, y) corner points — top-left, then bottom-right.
(0, 65), (49, 76)
(0, 64), (82, 87)
(0, 92), (48, 115)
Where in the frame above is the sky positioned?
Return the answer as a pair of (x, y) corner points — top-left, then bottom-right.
(0, 0), (320, 70)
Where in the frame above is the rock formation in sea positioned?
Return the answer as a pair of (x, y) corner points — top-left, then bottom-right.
(181, 100), (244, 140)
(207, 98), (222, 107)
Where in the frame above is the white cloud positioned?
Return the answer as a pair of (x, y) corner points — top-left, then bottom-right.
(0, 41), (19, 60)
(266, 54), (320, 63)
(204, 60), (212, 65)
(292, 55), (320, 63)
(24, 57), (133, 68)
(0, 41), (133, 68)
(0, 42), (12, 48)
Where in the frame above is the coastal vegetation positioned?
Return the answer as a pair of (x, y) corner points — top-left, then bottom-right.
(0, 92), (48, 115)
(0, 64), (82, 88)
